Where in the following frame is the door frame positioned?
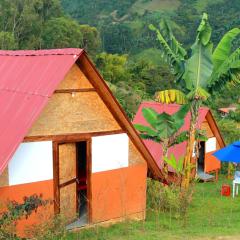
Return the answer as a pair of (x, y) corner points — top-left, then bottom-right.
(197, 141), (206, 170)
(53, 137), (92, 223)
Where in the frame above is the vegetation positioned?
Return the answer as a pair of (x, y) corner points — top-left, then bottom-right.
(60, 0), (240, 135)
(0, 195), (49, 239)
(134, 104), (189, 178)
(0, 0), (240, 239)
(1, 0), (238, 126)
(63, 177), (240, 240)
(150, 14), (240, 188)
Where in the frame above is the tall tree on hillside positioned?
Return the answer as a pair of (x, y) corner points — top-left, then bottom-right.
(79, 25), (102, 56)
(149, 14), (240, 188)
(42, 17), (83, 49)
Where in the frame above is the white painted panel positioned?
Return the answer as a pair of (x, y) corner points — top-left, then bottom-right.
(8, 141), (53, 186)
(92, 134), (129, 173)
(192, 141), (197, 157)
(205, 137), (217, 153)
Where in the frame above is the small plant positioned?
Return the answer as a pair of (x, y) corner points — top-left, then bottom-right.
(147, 179), (180, 217)
(163, 154), (184, 178)
(25, 214), (68, 240)
(0, 194), (50, 240)
(147, 177), (195, 224)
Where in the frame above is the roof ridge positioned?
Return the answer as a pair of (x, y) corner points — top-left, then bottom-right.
(141, 101), (209, 110)
(0, 48), (84, 56)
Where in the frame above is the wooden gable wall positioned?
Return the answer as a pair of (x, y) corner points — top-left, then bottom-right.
(201, 112), (223, 173)
(26, 64), (121, 137)
(25, 63), (145, 166)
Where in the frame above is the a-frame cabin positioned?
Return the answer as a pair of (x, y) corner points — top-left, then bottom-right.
(133, 102), (225, 181)
(0, 49), (161, 233)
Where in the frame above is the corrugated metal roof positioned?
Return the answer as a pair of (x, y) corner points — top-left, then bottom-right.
(0, 48), (84, 173)
(133, 102), (209, 171)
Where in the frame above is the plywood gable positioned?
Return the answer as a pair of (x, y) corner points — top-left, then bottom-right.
(201, 120), (214, 138)
(201, 119), (220, 151)
(129, 140), (146, 166)
(0, 167), (9, 187)
(27, 91), (121, 136)
(27, 63), (123, 137)
(57, 64), (93, 90)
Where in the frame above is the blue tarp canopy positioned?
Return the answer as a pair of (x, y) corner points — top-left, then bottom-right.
(213, 141), (240, 163)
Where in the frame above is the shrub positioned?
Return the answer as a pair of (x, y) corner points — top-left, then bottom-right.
(147, 178), (194, 221)
(0, 195), (49, 240)
(25, 214), (68, 240)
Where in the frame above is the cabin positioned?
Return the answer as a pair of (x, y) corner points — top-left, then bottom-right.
(0, 49), (161, 233)
(133, 102), (225, 182)
(218, 106), (237, 118)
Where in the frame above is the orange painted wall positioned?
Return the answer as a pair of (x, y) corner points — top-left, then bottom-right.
(0, 179), (54, 236)
(0, 163), (147, 234)
(205, 151), (221, 173)
(91, 163), (147, 223)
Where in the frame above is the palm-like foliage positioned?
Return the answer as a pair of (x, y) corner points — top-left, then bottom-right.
(134, 104), (189, 178)
(150, 13), (240, 100)
(149, 13), (240, 187)
(135, 105), (189, 145)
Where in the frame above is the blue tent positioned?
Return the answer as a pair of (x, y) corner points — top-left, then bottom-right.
(213, 141), (240, 163)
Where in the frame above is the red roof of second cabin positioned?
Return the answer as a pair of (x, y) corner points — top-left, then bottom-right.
(133, 102), (209, 171)
(0, 48), (84, 173)
(218, 107), (237, 114)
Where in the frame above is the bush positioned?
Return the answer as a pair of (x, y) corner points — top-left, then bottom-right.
(147, 178), (194, 221)
(25, 214), (68, 240)
(0, 195), (49, 240)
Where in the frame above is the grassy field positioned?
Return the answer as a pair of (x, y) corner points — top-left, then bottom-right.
(66, 176), (240, 240)
(130, 0), (180, 15)
(193, 0), (225, 12)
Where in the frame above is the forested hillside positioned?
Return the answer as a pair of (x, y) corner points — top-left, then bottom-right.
(0, 0), (239, 142)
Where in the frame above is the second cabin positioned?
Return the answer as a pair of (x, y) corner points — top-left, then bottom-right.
(133, 102), (225, 182)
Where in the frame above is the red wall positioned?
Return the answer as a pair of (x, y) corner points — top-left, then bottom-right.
(91, 163), (147, 223)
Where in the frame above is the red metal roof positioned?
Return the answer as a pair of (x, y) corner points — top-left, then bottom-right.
(218, 107), (236, 114)
(133, 102), (209, 171)
(0, 48), (84, 173)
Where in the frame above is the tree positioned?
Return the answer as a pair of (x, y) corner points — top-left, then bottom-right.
(0, 32), (17, 49)
(150, 14), (240, 188)
(95, 52), (131, 84)
(134, 104), (189, 179)
(101, 23), (133, 54)
(42, 17), (83, 49)
(79, 24), (101, 57)
(0, 0), (63, 49)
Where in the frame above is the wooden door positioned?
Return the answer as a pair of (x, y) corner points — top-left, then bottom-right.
(58, 143), (77, 222)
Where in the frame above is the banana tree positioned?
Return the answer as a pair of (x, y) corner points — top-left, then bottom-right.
(134, 104), (189, 180)
(150, 13), (240, 188)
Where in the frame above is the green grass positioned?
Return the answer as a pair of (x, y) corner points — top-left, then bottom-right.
(130, 0), (180, 15)
(194, 0), (225, 12)
(66, 177), (240, 239)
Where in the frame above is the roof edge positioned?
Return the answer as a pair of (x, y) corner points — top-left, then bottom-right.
(138, 101), (210, 111)
(77, 53), (164, 180)
(206, 110), (226, 148)
(0, 48), (84, 56)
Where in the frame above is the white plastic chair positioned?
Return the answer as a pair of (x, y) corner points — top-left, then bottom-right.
(233, 171), (240, 198)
